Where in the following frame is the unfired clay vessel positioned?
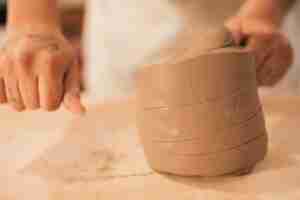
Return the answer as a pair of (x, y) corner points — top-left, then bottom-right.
(136, 29), (268, 177)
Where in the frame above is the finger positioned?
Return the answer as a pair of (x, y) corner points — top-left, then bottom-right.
(15, 54), (39, 110)
(0, 78), (7, 103)
(63, 59), (86, 115)
(0, 55), (10, 104)
(4, 77), (25, 111)
(37, 51), (65, 112)
(3, 57), (25, 111)
(38, 75), (63, 111)
(19, 76), (39, 110)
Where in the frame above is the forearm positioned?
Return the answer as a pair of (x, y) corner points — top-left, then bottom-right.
(238, 0), (295, 26)
(7, 0), (61, 33)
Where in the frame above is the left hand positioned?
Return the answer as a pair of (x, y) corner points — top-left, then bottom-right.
(0, 30), (85, 114)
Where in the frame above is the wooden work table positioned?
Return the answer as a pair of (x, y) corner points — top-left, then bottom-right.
(0, 93), (300, 199)
(0, 0), (299, 198)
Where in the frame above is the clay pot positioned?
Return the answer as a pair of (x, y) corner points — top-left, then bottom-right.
(136, 45), (268, 176)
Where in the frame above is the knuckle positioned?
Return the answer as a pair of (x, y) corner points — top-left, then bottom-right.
(46, 43), (61, 53)
(41, 53), (64, 76)
(16, 65), (31, 77)
(0, 55), (11, 75)
(273, 33), (286, 45)
(45, 64), (62, 77)
(0, 55), (11, 67)
(0, 54), (9, 63)
(268, 30), (278, 37)
(13, 105), (25, 112)
(43, 51), (56, 65)
(44, 49), (64, 62)
(24, 98), (39, 110)
(14, 52), (34, 76)
(16, 52), (32, 67)
(5, 66), (16, 77)
(27, 105), (39, 110)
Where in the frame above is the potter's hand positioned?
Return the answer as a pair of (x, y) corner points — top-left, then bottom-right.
(226, 17), (293, 86)
(0, 31), (85, 114)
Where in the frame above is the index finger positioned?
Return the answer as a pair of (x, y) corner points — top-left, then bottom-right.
(63, 58), (86, 115)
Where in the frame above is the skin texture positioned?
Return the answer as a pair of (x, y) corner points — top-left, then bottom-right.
(226, 0), (295, 86)
(2, 0), (85, 113)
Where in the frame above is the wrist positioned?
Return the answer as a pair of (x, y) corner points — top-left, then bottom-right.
(7, 0), (61, 34)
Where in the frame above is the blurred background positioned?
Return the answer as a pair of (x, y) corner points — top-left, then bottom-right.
(0, 0), (298, 95)
(0, 1), (299, 199)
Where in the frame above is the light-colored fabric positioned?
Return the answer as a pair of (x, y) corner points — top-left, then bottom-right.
(84, 0), (244, 103)
(84, 0), (300, 100)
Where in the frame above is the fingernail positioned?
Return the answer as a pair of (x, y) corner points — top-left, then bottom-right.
(78, 106), (86, 116)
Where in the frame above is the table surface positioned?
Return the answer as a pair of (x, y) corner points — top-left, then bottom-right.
(0, 93), (300, 200)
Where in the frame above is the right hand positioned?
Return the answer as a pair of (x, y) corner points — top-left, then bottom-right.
(226, 16), (294, 86)
(0, 30), (85, 114)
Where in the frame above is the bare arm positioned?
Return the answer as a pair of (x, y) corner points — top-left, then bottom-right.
(237, 0), (296, 27)
(7, 0), (61, 33)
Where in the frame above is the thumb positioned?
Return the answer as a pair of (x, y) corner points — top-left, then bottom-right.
(63, 59), (86, 115)
(225, 18), (246, 46)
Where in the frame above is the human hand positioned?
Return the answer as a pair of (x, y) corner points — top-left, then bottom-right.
(226, 16), (293, 86)
(0, 31), (85, 114)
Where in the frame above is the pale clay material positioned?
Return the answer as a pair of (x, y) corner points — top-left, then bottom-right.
(136, 47), (268, 176)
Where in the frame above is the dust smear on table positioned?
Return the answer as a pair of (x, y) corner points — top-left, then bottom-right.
(21, 104), (152, 183)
